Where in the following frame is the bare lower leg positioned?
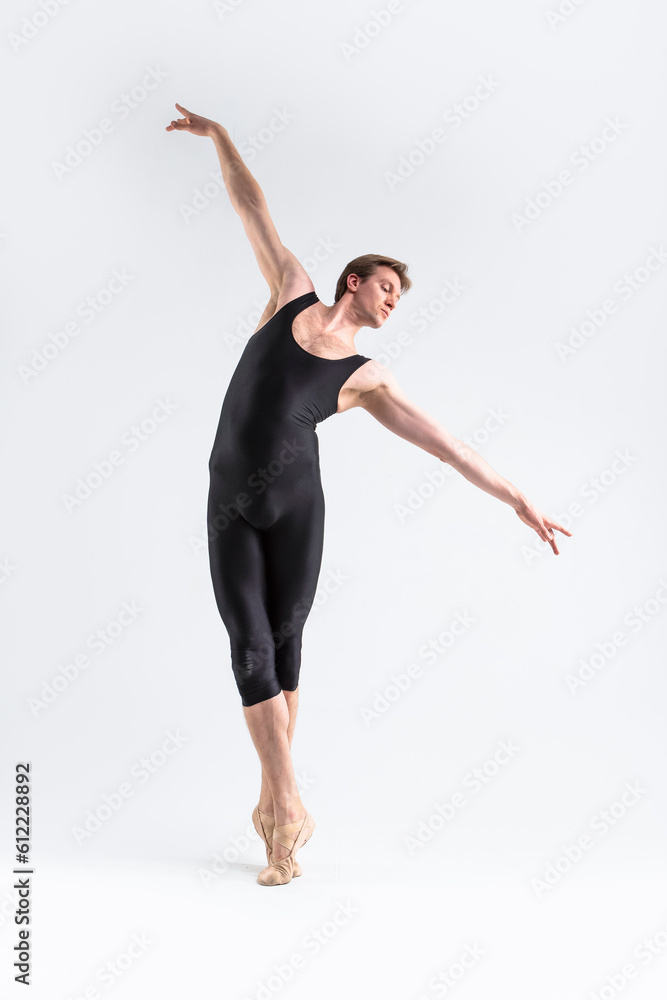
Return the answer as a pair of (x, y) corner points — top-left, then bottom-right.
(257, 687), (298, 812)
(244, 688), (305, 862)
(284, 686), (299, 746)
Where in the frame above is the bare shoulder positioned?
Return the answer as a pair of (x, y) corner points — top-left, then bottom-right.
(274, 250), (316, 310)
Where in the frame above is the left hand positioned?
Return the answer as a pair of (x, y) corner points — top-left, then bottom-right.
(515, 501), (572, 555)
(165, 103), (220, 138)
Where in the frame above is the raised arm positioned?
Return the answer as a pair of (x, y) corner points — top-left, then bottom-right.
(356, 366), (572, 554)
(166, 103), (305, 299)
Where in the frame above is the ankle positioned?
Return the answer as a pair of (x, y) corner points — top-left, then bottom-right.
(274, 799), (305, 825)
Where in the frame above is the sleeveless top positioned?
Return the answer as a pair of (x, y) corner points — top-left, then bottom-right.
(208, 291), (372, 524)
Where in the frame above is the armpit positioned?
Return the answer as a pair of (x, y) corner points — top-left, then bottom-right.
(352, 358), (389, 396)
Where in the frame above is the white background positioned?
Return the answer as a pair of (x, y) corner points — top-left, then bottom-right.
(2, 0), (667, 997)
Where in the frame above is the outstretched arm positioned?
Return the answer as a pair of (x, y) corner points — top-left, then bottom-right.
(166, 103), (300, 297)
(357, 368), (572, 555)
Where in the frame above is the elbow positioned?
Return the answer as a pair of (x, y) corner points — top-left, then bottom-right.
(233, 185), (266, 219)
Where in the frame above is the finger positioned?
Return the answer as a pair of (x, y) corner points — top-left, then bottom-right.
(175, 102), (192, 123)
(539, 523), (558, 554)
(546, 526), (560, 554)
(540, 524), (559, 550)
(545, 517), (572, 537)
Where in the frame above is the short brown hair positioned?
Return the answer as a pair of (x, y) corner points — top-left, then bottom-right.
(334, 253), (412, 303)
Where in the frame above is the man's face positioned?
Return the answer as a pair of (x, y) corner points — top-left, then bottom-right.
(354, 267), (401, 327)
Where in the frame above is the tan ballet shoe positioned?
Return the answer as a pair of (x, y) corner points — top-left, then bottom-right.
(252, 805), (302, 877)
(256, 811), (315, 886)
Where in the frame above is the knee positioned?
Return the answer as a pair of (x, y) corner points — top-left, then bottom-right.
(231, 645), (282, 707)
(274, 635), (303, 694)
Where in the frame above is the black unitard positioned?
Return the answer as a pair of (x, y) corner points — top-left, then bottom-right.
(207, 292), (372, 707)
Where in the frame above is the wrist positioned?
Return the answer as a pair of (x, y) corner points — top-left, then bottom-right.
(209, 123), (227, 141)
(508, 487), (529, 512)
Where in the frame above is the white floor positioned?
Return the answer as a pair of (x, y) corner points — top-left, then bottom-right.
(3, 832), (666, 1000)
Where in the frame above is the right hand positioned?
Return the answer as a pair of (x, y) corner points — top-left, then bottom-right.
(514, 500), (572, 555)
(165, 103), (220, 138)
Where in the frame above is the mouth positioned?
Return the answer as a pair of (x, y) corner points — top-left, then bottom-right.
(380, 308), (388, 318)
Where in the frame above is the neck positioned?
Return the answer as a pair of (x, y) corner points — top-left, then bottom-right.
(319, 299), (363, 345)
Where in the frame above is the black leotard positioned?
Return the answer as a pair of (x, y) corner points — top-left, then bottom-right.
(207, 291), (372, 707)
